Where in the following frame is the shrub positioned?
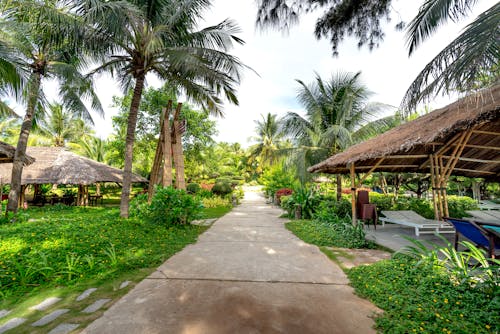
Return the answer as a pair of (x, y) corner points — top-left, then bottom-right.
(186, 183), (201, 194)
(260, 165), (296, 198)
(131, 186), (202, 225)
(448, 195), (479, 217)
(275, 188), (293, 203)
(202, 196), (232, 208)
(313, 196), (352, 221)
(211, 181), (233, 196)
(286, 216), (375, 249)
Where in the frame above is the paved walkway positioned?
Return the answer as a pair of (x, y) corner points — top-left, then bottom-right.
(82, 190), (380, 334)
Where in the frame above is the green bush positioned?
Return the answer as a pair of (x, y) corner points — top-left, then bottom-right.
(131, 186), (202, 225)
(286, 216), (375, 249)
(349, 255), (499, 333)
(202, 196), (232, 208)
(448, 195), (479, 217)
(260, 165), (296, 198)
(186, 183), (201, 194)
(313, 196), (352, 221)
(211, 181), (232, 196)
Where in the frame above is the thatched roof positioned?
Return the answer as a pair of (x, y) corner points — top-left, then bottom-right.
(0, 147), (147, 185)
(308, 85), (500, 180)
(0, 141), (35, 165)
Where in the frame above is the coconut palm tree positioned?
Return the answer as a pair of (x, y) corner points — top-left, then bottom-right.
(1, 1), (102, 213)
(85, 0), (245, 217)
(34, 102), (91, 147)
(280, 71), (390, 197)
(402, 1), (500, 110)
(249, 113), (284, 167)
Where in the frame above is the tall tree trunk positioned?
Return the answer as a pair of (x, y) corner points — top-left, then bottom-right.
(120, 74), (145, 218)
(162, 103), (173, 187)
(172, 103), (186, 190)
(336, 174), (342, 201)
(7, 72), (42, 213)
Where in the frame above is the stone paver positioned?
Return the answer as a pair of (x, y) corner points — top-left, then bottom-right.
(0, 311), (10, 319)
(30, 297), (62, 311)
(48, 323), (79, 334)
(191, 218), (217, 226)
(0, 317), (26, 334)
(82, 188), (380, 334)
(119, 281), (130, 289)
(82, 299), (111, 313)
(32, 309), (69, 327)
(76, 288), (97, 301)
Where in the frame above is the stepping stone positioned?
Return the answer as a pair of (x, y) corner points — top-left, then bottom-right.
(190, 218), (216, 226)
(76, 288), (97, 301)
(0, 318), (26, 334)
(0, 311), (10, 319)
(32, 309), (69, 327)
(119, 281), (130, 289)
(48, 323), (79, 334)
(82, 299), (111, 313)
(30, 297), (62, 311)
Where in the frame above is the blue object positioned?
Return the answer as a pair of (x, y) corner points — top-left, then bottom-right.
(444, 217), (500, 258)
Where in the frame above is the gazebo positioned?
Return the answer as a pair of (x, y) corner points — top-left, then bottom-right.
(308, 85), (500, 224)
(0, 141), (35, 165)
(0, 147), (147, 206)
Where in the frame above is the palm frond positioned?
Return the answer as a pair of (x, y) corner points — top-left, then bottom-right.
(406, 0), (478, 54)
(402, 3), (500, 111)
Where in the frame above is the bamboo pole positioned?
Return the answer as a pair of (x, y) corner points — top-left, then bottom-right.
(429, 155), (439, 220)
(357, 158), (384, 188)
(172, 103), (186, 190)
(148, 108), (166, 201)
(162, 103), (173, 187)
(350, 163), (357, 226)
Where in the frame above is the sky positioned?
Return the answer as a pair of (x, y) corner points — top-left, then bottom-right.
(9, 0), (492, 147)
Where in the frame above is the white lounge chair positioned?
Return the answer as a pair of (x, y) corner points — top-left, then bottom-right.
(466, 210), (500, 224)
(380, 210), (455, 236)
(478, 200), (500, 211)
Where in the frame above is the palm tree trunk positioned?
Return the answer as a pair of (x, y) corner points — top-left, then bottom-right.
(120, 74), (145, 218)
(7, 72), (41, 213)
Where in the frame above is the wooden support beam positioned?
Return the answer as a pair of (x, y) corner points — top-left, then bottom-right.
(172, 103), (186, 190)
(441, 156), (500, 164)
(452, 168), (496, 175)
(357, 158), (384, 188)
(355, 164), (420, 169)
(472, 130), (500, 136)
(350, 163), (357, 226)
(444, 130), (473, 181)
(162, 103), (173, 187)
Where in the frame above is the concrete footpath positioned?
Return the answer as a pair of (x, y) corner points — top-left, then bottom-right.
(82, 190), (380, 334)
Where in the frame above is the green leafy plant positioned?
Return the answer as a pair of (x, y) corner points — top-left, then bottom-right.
(147, 186), (202, 225)
(211, 181), (233, 196)
(186, 183), (201, 194)
(61, 253), (80, 281)
(104, 243), (118, 268)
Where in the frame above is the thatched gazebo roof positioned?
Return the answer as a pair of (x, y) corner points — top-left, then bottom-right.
(0, 147), (147, 185)
(0, 141), (35, 165)
(308, 85), (500, 180)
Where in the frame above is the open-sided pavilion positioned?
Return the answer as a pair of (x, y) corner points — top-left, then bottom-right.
(0, 146), (147, 206)
(309, 85), (500, 224)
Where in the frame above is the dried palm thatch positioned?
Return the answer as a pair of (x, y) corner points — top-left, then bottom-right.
(0, 141), (35, 165)
(0, 147), (147, 185)
(309, 85), (500, 180)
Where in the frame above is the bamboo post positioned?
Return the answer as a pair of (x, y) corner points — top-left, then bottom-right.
(350, 163), (357, 226)
(172, 103), (186, 190)
(19, 185), (26, 208)
(0, 178), (3, 215)
(430, 155), (439, 220)
(162, 103), (173, 187)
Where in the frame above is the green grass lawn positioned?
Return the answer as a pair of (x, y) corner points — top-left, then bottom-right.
(0, 206), (212, 305)
(198, 205), (232, 219)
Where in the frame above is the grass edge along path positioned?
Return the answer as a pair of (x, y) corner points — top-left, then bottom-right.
(0, 205), (231, 333)
(285, 219), (499, 334)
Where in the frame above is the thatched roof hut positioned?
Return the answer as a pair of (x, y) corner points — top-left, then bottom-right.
(0, 141), (35, 165)
(308, 85), (500, 180)
(0, 147), (147, 185)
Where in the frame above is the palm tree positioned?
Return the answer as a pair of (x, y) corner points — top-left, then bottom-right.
(34, 102), (91, 147)
(249, 113), (284, 167)
(281, 71), (389, 198)
(402, 1), (499, 110)
(1, 1), (102, 213)
(85, 0), (245, 217)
